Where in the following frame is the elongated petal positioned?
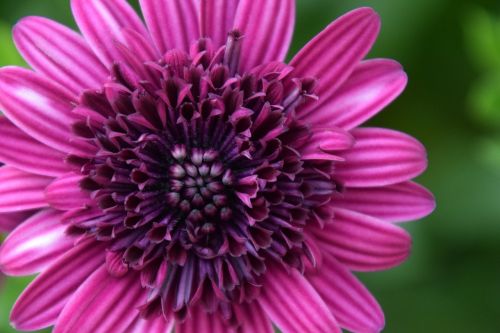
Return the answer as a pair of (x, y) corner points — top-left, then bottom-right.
(0, 167), (51, 213)
(72, 0), (150, 67)
(176, 305), (227, 333)
(299, 127), (354, 161)
(11, 240), (106, 330)
(334, 181), (436, 223)
(140, 0), (199, 54)
(125, 315), (174, 333)
(200, 0), (239, 48)
(0, 117), (69, 177)
(335, 128), (428, 187)
(0, 209), (73, 276)
(0, 67), (95, 155)
(0, 211), (33, 232)
(13, 16), (107, 94)
(258, 266), (341, 333)
(54, 267), (146, 333)
(307, 255), (384, 333)
(311, 208), (411, 272)
(233, 0), (295, 72)
(291, 7), (380, 119)
(176, 302), (273, 333)
(45, 173), (90, 211)
(238, 302), (274, 333)
(307, 59), (408, 130)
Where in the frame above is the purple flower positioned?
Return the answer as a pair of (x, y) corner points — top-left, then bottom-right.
(0, 1), (435, 332)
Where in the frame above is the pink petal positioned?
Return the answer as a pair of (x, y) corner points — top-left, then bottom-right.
(119, 27), (160, 66)
(176, 305), (227, 333)
(0, 166), (52, 213)
(335, 128), (428, 187)
(258, 266), (341, 333)
(0, 209), (73, 276)
(71, 0), (151, 67)
(177, 302), (273, 333)
(13, 16), (107, 94)
(311, 208), (411, 272)
(0, 67), (95, 156)
(299, 127), (354, 161)
(140, 0), (199, 54)
(45, 173), (90, 211)
(0, 211), (33, 232)
(233, 0), (295, 72)
(10, 240), (106, 331)
(200, 0), (240, 48)
(334, 181), (436, 223)
(237, 302), (274, 333)
(54, 267), (146, 333)
(291, 7), (380, 120)
(306, 59), (408, 130)
(0, 117), (69, 177)
(307, 254), (384, 333)
(125, 315), (174, 333)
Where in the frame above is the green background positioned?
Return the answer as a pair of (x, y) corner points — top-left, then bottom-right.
(1, 0), (500, 332)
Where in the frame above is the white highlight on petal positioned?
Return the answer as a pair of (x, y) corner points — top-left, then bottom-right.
(10, 229), (62, 256)
(333, 86), (382, 113)
(15, 87), (49, 108)
(93, 0), (124, 42)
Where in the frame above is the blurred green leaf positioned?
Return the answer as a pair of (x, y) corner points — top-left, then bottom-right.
(0, 276), (32, 333)
(0, 21), (24, 67)
(468, 72), (500, 128)
(478, 137), (500, 172)
(464, 7), (500, 71)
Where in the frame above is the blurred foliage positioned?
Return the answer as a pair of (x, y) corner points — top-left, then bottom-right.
(465, 8), (500, 71)
(464, 7), (500, 176)
(0, 0), (499, 332)
(0, 22), (24, 67)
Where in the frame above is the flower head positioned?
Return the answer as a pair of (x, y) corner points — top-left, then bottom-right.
(0, 1), (435, 332)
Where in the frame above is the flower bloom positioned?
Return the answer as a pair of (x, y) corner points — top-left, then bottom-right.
(0, 1), (435, 332)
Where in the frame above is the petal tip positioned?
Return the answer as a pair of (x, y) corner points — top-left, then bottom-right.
(353, 6), (382, 28)
(422, 188), (437, 219)
(358, 6), (381, 19)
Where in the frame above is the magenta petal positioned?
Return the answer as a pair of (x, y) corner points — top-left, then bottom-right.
(258, 266), (341, 333)
(0, 211), (33, 232)
(71, 0), (150, 67)
(0, 166), (51, 213)
(0, 67), (95, 156)
(125, 315), (174, 333)
(10, 240), (106, 331)
(45, 173), (90, 211)
(54, 267), (146, 333)
(335, 181), (436, 223)
(0, 117), (69, 177)
(176, 302), (273, 333)
(307, 254), (385, 333)
(237, 302), (274, 333)
(13, 16), (107, 94)
(200, 0), (240, 48)
(291, 7), (380, 119)
(335, 128), (428, 187)
(140, 0), (199, 54)
(234, 0), (295, 72)
(299, 127), (354, 161)
(176, 305), (227, 333)
(306, 59), (408, 130)
(0, 209), (73, 276)
(312, 208), (412, 272)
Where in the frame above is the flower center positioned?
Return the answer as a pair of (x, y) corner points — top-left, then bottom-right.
(164, 146), (237, 258)
(66, 31), (336, 324)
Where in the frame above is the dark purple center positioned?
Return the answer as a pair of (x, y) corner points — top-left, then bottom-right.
(66, 31), (339, 324)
